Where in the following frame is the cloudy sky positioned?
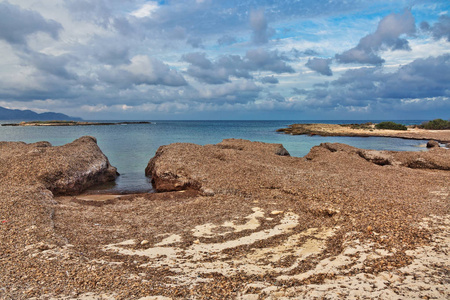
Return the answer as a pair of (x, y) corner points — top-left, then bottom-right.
(0, 0), (449, 120)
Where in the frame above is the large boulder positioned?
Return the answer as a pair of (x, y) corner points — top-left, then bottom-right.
(146, 138), (290, 193)
(426, 140), (440, 148)
(0, 136), (118, 195)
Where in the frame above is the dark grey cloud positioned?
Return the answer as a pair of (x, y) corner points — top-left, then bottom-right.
(182, 53), (249, 84)
(183, 49), (294, 84)
(217, 35), (237, 46)
(305, 58), (333, 76)
(24, 52), (77, 80)
(244, 49), (294, 73)
(0, 2), (62, 45)
(292, 88), (308, 95)
(421, 15), (450, 42)
(302, 54), (450, 111)
(187, 36), (204, 48)
(250, 9), (275, 44)
(290, 48), (320, 58)
(261, 76), (279, 84)
(336, 10), (415, 65)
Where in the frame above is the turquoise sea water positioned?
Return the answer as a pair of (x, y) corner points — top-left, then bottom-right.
(0, 120), (428, 193)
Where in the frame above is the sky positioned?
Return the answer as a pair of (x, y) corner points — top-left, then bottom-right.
(0, 0), (449, 120)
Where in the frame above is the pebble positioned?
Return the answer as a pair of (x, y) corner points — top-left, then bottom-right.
(270, 210), (284, 215)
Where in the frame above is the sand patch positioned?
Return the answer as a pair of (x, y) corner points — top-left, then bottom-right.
(192, 207), (264, 237)
(102, 208), (338, 285)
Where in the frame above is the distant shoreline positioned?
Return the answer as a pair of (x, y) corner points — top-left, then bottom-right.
(277, 123), (450, 144)
(1, 120), (152, 126)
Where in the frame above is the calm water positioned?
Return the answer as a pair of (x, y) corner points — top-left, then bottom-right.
(0, 120), (427, 193)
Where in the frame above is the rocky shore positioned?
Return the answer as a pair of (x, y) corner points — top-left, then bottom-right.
(1, 121), (152, 126)
(277, 123), (450, 144)
(1, 137), (449, 299)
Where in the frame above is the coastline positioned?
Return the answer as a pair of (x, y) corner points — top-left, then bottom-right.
(1, 121), (152, 126)
(1, 137), (449, 299)
(277, 123), (450, 144)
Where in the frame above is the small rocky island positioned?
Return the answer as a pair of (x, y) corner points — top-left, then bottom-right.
(1, 137), (449, 299)
(277, 122), (450, 144)
(1, 120), (152, 126)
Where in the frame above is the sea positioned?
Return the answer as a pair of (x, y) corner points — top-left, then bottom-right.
(0, 120), (428, 193)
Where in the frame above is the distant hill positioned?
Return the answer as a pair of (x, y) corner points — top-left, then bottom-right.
(0, 106), (82, 121)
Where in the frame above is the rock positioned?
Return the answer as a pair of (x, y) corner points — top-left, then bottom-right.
(140, 240), (149, 245)
(270, 210), (284, 215)
(307, 143), (450, 170)
(426, 140), (439, 148)
(146, 139), (291, 193)
(201, 188), (215, 196)
(5, 136), (118, 195)
(2, 136), (119, 194)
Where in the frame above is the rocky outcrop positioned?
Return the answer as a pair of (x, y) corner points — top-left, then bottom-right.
(426, 140), (439, 148)
(0, 136), (118, 277)
(0, 136), (118, 195)
(146, 138), (290, 193)
(305, 142), (450, 170)
(277, 123), (450, 143)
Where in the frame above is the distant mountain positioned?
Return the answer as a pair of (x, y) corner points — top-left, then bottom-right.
(0, 106), (82, 121)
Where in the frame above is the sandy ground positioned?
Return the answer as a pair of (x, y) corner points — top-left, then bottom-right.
(1, 138), (449, 299)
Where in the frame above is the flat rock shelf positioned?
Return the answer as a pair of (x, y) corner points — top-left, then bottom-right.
(0, 138), (449, 299)
(277, 123), (450, 144)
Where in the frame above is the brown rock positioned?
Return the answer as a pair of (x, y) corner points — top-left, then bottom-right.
(145, 139), (290, 192)
(426, 140), (439, 148)
(0, 136), (118, 195)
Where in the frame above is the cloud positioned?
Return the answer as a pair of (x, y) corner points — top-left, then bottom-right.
(291, 48), (320, 58)
(261, 76), (279, 84)
(130, 2), (159, 18)
(22, 52), (77, 80)
(250, 9), (275, 44)
(302, 54), (450, 112)
(183, 49), (294, 84)
(244, 49), (294, 73)
(217, 35), (237, 46)
(100, 55), (187, 87)
(305, 58), (333, 76)
(187, 36), (204, 48)
(336, 9), (416, 65)
(182, 52), (250, 84)
(421, 15), (450, 42)
(292, 88), (308, 95)
(197, 80), (262, 104)
(0, 2), (62, 46)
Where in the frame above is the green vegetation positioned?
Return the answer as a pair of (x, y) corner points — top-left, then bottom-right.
(375, 121), (407, 131)
(340, 122), (373, 130)
(420, 119), (450, 130)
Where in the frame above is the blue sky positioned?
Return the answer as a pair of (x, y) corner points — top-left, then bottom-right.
(0, 0), (449, 120)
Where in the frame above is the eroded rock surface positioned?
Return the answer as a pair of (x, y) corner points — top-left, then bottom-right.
(146, 138), (290, 193)
(0, 136), (118, 195)
(306, 142), (450, 170)
(1, 138), (449, 299)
